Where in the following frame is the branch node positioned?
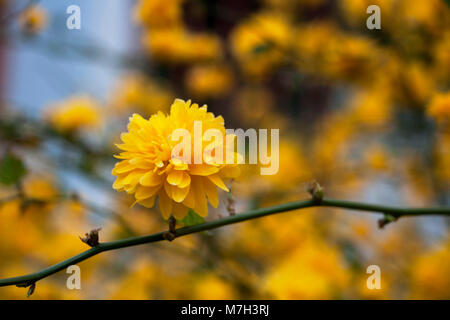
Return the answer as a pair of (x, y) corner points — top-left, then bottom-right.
(163, 231), (176, 242)
(378, 213), (398, 229)
(16, 281), (36, 298)
(80, 228), (102, 247)
(163, 215), (177, 241)
(307, 181), (324, 203)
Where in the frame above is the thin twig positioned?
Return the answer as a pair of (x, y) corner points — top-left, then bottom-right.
(0, 197), (449, 288)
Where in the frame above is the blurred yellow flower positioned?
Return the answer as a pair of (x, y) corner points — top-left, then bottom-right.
(397, 63), (435, 105)
(185, 64), (234, 99)
(23, 176), (57, 201)
(230, 12), (291, 78)
(112, 99), (240, 219)
(295, 22), (380, 82)
(325, 36), (380, 81)
(143, 29), (223, 64)
(110, 73), (174, 116)
(46, 95), (102, 132)
(410, 241), (450, 299)
(192, 274), (236, 299)
(263, 239), (349, 299)
(427, 92), (450, 122)
(134, 0), (183, 29)
(261, 140), (311, 191)
(399, 0), (446, 32)
(0, 199), (41, 254)
(18, 5), (48, 35)
(348, 88), (392, 128)
(110, 259), (161, 299)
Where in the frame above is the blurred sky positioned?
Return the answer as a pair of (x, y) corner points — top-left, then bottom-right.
(3, 0), (140, 220)
(6, 0), (137, 115)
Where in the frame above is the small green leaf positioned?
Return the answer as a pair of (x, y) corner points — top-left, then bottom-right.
(252, 43), (272, 54)
(444, 0), (450, 8)
(0, 154), (27, 186)
(384, 213), (397, 223)
(181, 209), (205, 226)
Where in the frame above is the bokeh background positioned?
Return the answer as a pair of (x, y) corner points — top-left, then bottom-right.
(0, 0), (449, 299)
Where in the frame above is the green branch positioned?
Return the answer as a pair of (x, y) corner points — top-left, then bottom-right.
(0, 197), (449, 289)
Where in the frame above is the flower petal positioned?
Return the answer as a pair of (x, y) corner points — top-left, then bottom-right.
(189, 164), (220, 176)
(158, 190), (173, 219)
(137, 195), (156, 208)
(207, 174), (229, 192)
(192, 177), (208, 217)
(172, 202), (189, 220)
(135, 185), (160, 200)
(167, 170), (184, 186)
(183, 187), (196, 208)
(203, 178), (219, 208)
(178, 172), (191, 188)
(171, 185), (190, 203)
(140, 171), (163, 187)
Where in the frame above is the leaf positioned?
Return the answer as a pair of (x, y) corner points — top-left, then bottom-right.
(181, 209), (205, 226)
(444, 0), (450, 7)
(0, 154), (27, 186)
(252, 43), (272, 54)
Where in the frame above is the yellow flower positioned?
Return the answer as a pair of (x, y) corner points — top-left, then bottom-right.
(185, 64), (233, 99)
(112, 99), (240, 219)
(230, 12), (292, 77)
(18, 5), (48, 35)
(46, 95), (102, 132)
(324, 36), (379, 81)
(410, 241), (450, 299)
(263, 239), (349, 299)
(110, 73), (174, 116)
(427, 92), (450, 122)
(192, 274), (236, 299)
(398, 0), (446, 32)
(23, 176), (57, 201)
(348, 88), (392, 128)
(143, 28), (222, 64)
(392, 62), (435, 106)
(134, 0), (183, 29)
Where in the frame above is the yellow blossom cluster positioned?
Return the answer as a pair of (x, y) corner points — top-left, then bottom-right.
(143, 29), (223, 64)
(230, 12), (292, 78)
(185, 64), (234, 99)
(46, 95), (102, 133)
(427, 92), (450, 122)
(134, 0), (223, 65)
